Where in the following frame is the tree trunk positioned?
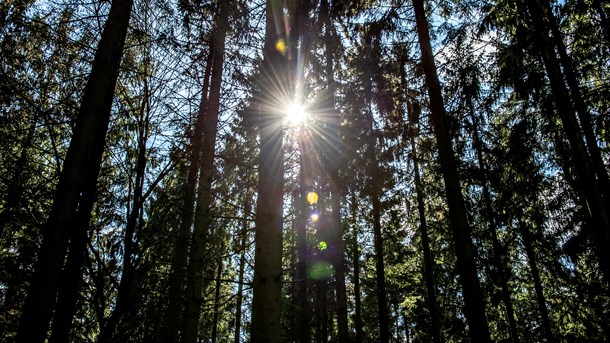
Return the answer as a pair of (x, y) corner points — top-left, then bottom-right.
(362, 29), (390, 343)
(407, 100), (442, 343)
(412, 0), (491, 341)
(211, 260), (224, 343)
(541, 1), (610, 204)
(467, 99), (520, 343)
(250, 1), (287, 341)
(320, 0), (348, 340)
(518, 218), (554, 342)
(525, 1), (610, 282)
(162, 42), (213, 343)
(181, 1), (228, 342)
(15, 0), (133, 341)
(351, 190), (364, 343)
(233, 187), (252, 343)
(295, 130), (312, 343)
(96, 86), (151, 343)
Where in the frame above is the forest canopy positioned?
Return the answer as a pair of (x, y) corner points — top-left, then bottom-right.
(1, 0), (610, 342)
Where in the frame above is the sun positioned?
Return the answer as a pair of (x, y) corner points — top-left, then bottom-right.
(284, 101), (307, 126)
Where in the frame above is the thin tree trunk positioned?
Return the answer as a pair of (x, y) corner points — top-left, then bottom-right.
(412, 0), (491, 341)
(295, 129), (312, 343)
(362, 30), (390, 343)
(163, 44), (213, 343)
(407, 102), (442, 343)
(233, 187), (252, 343)
(320, 0), (348, 340)
(467, 99), (520, 343)
(250, 1), (287, 341)
(401, 61), (442, 343)
(518, 218), (554, 342)
(15, 0), (133, 341)
(351, 190), (363, 343)
(526, 1), (610, 282)
(211, 260), (224, 343)
(181, 1), (228, 341)
(95, 87), (151, 343)
(541, 1), (610, 203)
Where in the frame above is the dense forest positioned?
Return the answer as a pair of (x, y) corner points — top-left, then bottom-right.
(1, 0), (610, 342)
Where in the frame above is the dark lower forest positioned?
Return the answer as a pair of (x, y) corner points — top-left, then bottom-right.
(1, 0), (610, 342)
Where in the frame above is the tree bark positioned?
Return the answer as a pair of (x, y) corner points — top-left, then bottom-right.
(320, 1), (349, 340)
(181, 1), (229, 341)
(406, 99), (442, 343)
(233, 187), (252, 343)
(351, 190), (364, 343)
(518, 218), (554, 342)
(211, 260), (224, 343)
(467, 98), (520, 343)
(15, 0), (133, 341)
(250, 1), (287, 341)
(525, 1), (610, 282)
(95, 84), (151, 343)
(412, 0), (491, 341)
(162, 42), (213, 343)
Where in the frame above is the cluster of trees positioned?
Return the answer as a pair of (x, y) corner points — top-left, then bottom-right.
(1, 0), (609, 342)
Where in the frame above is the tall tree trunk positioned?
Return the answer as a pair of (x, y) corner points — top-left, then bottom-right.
(412, 1), (491, 341)
(351, 190), (364, 343)
(95, 86), (151, 343)
(518, 218), (554, 342)
(181, 2), (228, 342)
(362, 28), (390, 343)
(319, 0), (348, 340)
(467, 99), (520, 343)
(295, 129), (312, 343)
(233, 187), (252, 343)
(163, 44), (213, 343)
(211, 260), (224, 343)
(525, 1), (610, 282)
(406, 99), (442, 343)
(250, 1), (287, 341)
(15, 0), (133, 341)
(541, 1), (610, 203)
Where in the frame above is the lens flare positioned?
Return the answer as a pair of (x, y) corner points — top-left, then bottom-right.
(306, 191), (318, 205)
(275, 39), (287, 54)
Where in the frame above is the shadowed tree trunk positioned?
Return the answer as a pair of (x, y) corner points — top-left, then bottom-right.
(350, 190), (364, 343)
(405, 96), (442, 343)
(15, 0), (133, 341)
(525, 0), (610, 282)
(319, 0), (348, 340)
(162, 44), (213, 343)
(250, 1), (287, 341)
(233, 187), (252, 343)
(95, 85), (152, 343)
(181, 1), (229, 342)
(467, 98), (520, 343)
(412, 0), (491, 341)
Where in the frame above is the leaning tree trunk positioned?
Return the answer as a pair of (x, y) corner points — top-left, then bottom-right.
(162, 46), (213, 343)
(412, 0), (491, 341)
(15, 0), (133, 341)
(250, 1), (287, 342)
(95, 85), (151, 343)
(525, 1), (610, 282)
(181, 1), (229, 342)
